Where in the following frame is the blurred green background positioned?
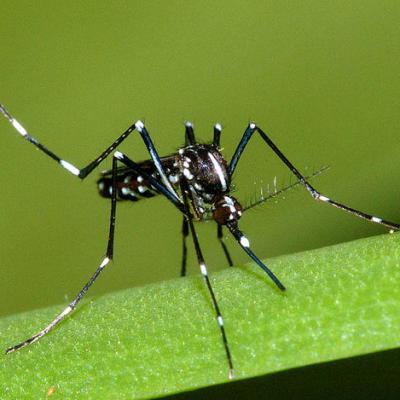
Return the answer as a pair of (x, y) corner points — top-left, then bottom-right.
(1, 0), (399, 321)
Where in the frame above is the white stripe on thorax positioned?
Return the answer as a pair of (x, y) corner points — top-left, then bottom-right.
(208, 152), (227, 191)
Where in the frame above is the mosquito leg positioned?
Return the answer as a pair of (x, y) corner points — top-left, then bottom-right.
(114, 151), (190, 277)
(181, 218), (189, 277)
(5, 154), (120, 354)
(226, 223), (285, 291)
(213, 123), (222, 147)
(217, 225), (233, 267)
(229, 123), (400, 231)
(0, 105), (179, 201)
(113, 151), (184, 213)
(242, 167), (329, 212)
(184, 121), (196, 146)
(181, 183), (234, 380)
(0, 104), (137, 178)
(133, 121), (180, 201)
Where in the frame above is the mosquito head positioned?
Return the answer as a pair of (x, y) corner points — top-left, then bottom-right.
(212, 195), (243, 226)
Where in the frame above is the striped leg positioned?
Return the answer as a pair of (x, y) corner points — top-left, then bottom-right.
(213, 123), (222, 147)
(0, 104), (179, 202)
(181, 183), (234, 380)
(229, 123), (400, 231)
(5, 152), (181, 354)
(217, 225), (233, 267)
(184, 121), (196, 145)
(113, 151), (184, 213)
(181, 218), (189, 277)
(226, 223), (286, 291)
(5, 155), (119, 353)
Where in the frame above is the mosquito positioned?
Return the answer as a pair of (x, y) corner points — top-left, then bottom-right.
(1, 104), (399, 380)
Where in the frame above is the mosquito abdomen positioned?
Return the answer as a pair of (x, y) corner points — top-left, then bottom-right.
(97, 173), (158, 201)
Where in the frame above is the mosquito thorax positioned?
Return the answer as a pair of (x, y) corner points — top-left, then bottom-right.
(212, 195), (243, 225)
(178, 144), (230, 203)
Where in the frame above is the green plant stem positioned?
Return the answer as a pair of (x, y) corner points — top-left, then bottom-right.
(1, 233), (400, 399)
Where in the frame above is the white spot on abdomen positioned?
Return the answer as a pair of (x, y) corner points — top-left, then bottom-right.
(169, 174), (179, 184)
(183, 168), (194, 180)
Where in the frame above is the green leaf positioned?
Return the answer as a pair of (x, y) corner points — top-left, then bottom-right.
(1, 233), (400, 399)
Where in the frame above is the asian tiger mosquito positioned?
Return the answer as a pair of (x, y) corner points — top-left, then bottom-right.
(1, 103), (399, 380)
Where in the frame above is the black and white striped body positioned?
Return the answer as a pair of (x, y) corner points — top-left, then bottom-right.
(98, 144), (242, 225)
(177, 144), (243, 224)
(98, 156), (177, 201)
(178, 144), (229, 200)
